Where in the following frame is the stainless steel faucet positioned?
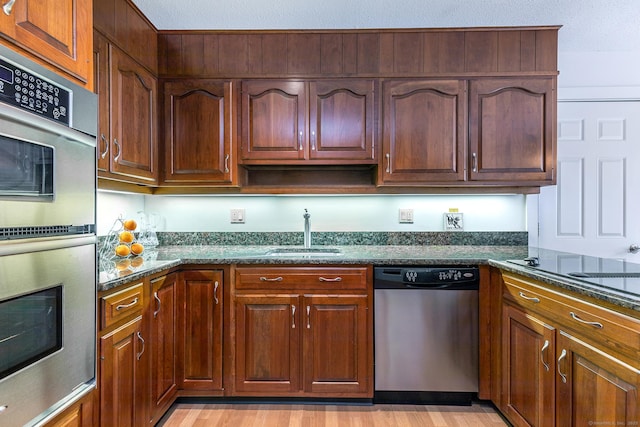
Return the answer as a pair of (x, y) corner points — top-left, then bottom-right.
(303, 209), (311, 248)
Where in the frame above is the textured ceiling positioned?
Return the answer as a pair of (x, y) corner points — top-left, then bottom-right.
(131, 0), (640, 52)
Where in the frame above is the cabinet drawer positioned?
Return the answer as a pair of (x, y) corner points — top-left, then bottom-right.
(503, 273), (640, 360)
(100, 283), (144, 330)
(235, 266), (369, 291)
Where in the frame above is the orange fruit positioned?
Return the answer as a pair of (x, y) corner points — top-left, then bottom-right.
(123, 219), (137, 231)
(130, 256), (144, 268)
(115, 244), (131, 257)
(130, 242), (144, 255)
(119, 230), (134, 243)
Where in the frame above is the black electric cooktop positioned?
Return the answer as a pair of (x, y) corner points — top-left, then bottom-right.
(507, 250), (640, 298)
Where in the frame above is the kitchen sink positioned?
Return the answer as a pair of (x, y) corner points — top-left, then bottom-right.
(265, 248), (343, 257)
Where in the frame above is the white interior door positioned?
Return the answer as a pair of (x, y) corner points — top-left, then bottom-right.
(537, 100), (640, 261)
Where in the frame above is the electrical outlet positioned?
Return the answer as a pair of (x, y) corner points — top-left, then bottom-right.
(398, 208), (414, 224)
(230, 208), (245, 224)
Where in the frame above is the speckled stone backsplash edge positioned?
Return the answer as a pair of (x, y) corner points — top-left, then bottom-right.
(98, 231), (527, 247)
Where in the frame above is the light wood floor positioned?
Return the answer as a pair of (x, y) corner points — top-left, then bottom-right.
(158, 403), (509, 426)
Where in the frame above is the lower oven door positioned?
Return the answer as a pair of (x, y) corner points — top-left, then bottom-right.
(0, 236), (96, 427)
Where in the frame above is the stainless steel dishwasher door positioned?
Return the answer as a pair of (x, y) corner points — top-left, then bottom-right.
(374, 287), (479, 393)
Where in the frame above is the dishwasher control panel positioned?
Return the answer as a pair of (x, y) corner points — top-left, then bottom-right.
(374, 266), (479, 289)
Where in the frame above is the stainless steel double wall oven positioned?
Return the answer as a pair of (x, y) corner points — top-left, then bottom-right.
(0, 44), (98, 426)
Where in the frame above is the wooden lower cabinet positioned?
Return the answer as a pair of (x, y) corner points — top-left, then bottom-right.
(42, 388), (96, 427)
(99, 316), (149, 427)
(498, 271), (640, 427)
(233, 266), (373, 397)
(556, 331), (639, 426)
(150, 274), (178, 423)
(177, 269), (224, 391)
(501, 303), (555, 427)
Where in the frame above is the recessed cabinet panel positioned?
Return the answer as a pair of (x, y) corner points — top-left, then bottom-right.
(163, 81), (233, 184)
(381, 80), (467, 183)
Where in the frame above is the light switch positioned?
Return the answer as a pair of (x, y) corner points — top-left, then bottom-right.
(230, 208), (245, 224)
(398, 208), (414, 224)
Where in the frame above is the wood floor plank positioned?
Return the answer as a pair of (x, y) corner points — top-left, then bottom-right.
(159, 402), (508, 426)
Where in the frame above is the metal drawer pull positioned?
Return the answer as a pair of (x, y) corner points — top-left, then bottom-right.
(298, 131), (303, 150)
(306, 305), (311, 329)
(115, 297), (139, 311)
(213, 281), (219, 305)
(291, 305), (296, 329)
(311, 131), (316, 150)
(3, 0), (16, 15)
(224, 154), (229, 173)
(136, 332), (145, 360)
(540, 339), (550, 371)
(557, 349), (567, 383)
(113, 138), (121, 162)
(518, 292), (540, 303)
(100, 134), (109, 159)
(386, 153), (391, 173)
(319, 276), (342, 282)
(259, 276), (283, 282)
(472, 152), (478, 172)
(153, 292), (161, 318)
(569, 312), (603, 329)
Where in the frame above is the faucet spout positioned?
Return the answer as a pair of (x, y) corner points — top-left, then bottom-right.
(303, 209), (311, 249)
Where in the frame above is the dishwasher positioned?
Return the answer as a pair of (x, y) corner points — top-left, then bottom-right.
(374, 266), (479, 405)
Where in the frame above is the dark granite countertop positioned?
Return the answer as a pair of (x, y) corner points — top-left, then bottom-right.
(98, 244), (640, 315)
(98, 244), (528, 292)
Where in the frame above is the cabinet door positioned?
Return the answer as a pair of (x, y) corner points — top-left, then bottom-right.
(0, 0), (92, 86)
(94, 31), (110, 174)
(309, 80), (375, 161)
(234, 295), (301, 393)
(241, 80), (306, 161)
(163, 80), (234, 184)
(150, 274), (178, 422)
(303, 295), (371, 395)
(109, 46), (158, 183)
(43, 389), (96, 427)
(177, 270), (223, 391)
(469, 78), (556, 183)
(501, 303), (556, 427)
(99, 316), (149, 427)
(381, 80), (467, 183)
(556, 331), (639, 427)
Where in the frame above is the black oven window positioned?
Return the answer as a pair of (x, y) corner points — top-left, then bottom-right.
(0, 135), (54, 199)
(0, 285), (62, 380)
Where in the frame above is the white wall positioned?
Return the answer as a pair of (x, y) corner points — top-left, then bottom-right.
(97, 192), (527, 236)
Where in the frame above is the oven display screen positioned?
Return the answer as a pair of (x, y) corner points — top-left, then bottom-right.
(0, 285), (62, 380)
(0, 64), (13, 84)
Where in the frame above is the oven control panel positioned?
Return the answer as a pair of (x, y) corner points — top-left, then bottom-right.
(0, 56), (70, 126)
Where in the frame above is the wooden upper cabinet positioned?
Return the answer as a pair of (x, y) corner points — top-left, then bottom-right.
(309, 80), (375, 161)
(381, 80), (467, 183)
(162, 80), (234, 185)
(109, 46), (158, 183)
(0, 0), (92, 88)
(241, 80), (306, 161)
(241, 79), (376, 164)
(94, 31), (111, 174)
(469, 78), (556, 184)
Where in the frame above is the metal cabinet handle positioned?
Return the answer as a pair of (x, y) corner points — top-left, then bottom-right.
(136, 332), (145, 360)
(153, 292), (161, 318)
(291, 305), (296, 329)
(557, 348), (567, 383)
(319, 276), (342, 282)
(311, 130), (316, 150)
(518, 292), (540, 303)
(260, 276), (283, 282)
(472, 152), (478, 172)
(100, 134), (109, 159)
(213, 281), (219, 305)
(540, 339), (550, 372)
(224, 154), (229, 173)
(306, 305), (311, 329)
(570, 311), (603, 329)
(3, 0), (16, 15)
(385, 153), (391, 173)
(298, 131), (303, 151)
(115, 297), (138, 311)
(113, 138), (121, 162)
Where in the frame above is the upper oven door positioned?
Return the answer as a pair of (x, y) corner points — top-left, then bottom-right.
(0, 103), (96, 233)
